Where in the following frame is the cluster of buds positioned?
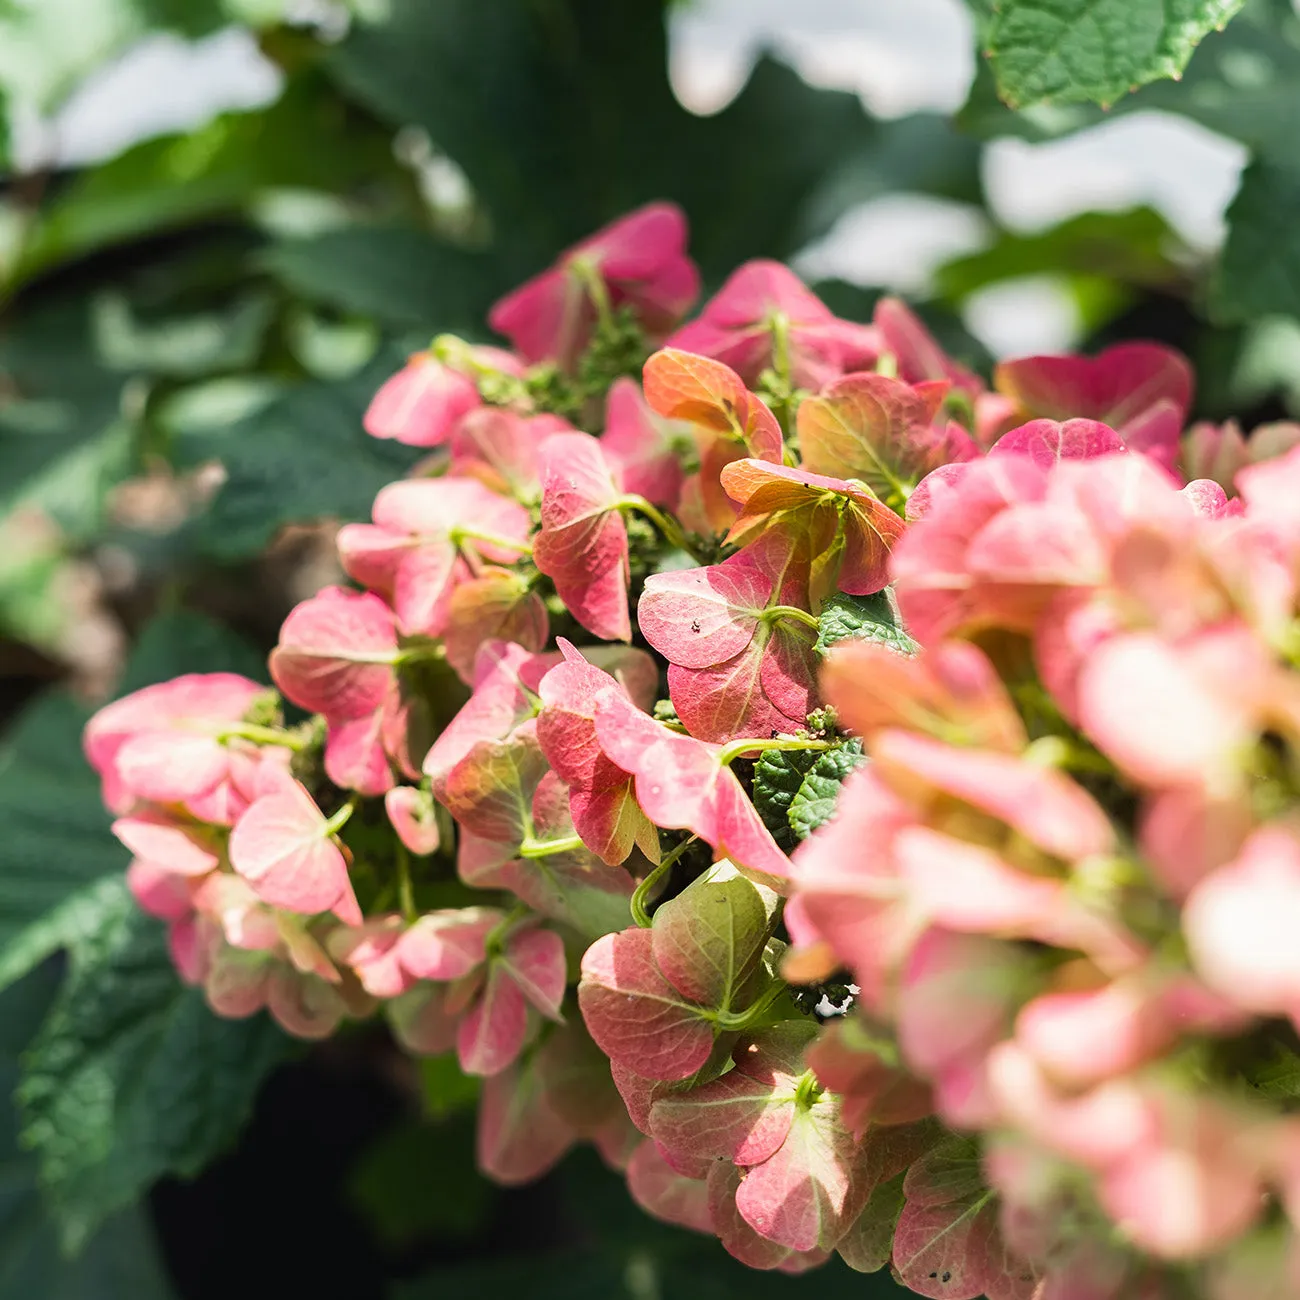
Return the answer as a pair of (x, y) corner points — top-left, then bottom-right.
(82, 201), (1300, 1294)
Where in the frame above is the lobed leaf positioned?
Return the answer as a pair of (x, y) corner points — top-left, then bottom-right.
(787, 743), (867, 841)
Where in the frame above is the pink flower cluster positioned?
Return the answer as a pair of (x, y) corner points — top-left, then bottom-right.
(788, 443), (1300, 1293)
(82, 201), (1300, 1294)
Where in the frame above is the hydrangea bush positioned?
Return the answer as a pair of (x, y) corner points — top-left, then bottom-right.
(82, 202), (1300, 1297)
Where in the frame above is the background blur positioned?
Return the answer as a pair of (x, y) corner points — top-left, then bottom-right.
(1, 1), (1298, 1296)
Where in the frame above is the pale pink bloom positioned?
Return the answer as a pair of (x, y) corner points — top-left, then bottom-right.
(668, 259), (877, 389)
(1184, 825), (1300, 1018)
(490, 202), (698, 369)
(228, 779), (362, 923)
(363, 352), (479, 447)
(897, 928), (1034, 1127)
(1075, 628), (1261, 790)
(384, 785), (441, 856)
(789, 768), (921, 1010)
(269, 586), (410, 795)
(337, 477), (530, 639)
(328, 915), (412, 999)
(1014, 973), (1246, 1089)
(822, 638), (1027, 754)
(84, 673), (265, 815)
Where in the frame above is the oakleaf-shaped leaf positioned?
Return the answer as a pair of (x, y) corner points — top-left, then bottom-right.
(753, 747), (823, 852)
(816, 590), (917, 657)
(787, 742), (866, 841)
(984, 0), (1246, 111)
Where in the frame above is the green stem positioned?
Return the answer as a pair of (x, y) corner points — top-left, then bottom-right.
(616, 495), (707, 563)
(715, 980), (787, 1032)
(630, 835), (700, 928)
(763, 604), (820, 632)
(717, 736), (833, 768)
(451, 525), (533, 557)
(518, 833), (585, 859)
(484, 902), (531, 958)
(216, 722), (306, 751)
(396, 842), (417, 924)
(1023, 735), (1114, 777)
(392, 644), (446, 667)
(323, 793), (360, 839)
(570, 255), (613, 329)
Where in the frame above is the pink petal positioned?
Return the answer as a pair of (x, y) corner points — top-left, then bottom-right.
(227, 781), (357, 916)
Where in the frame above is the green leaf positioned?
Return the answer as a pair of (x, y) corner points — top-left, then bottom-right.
(787, 742), (867, 842)
(91, 290), (274, 378)
(331, 0), (896, 281)
(1211, 160), (1300, 323)
(416, 1053), (481, 1121)
(0, 965), (179, 1300)
(18, 887), (290, 1251)
(174, 352), (422, 559)
(262, 226), (502, 333)
(816, 591), (917, 658)
(348, 1118), (492, 1249)
(0, 609), (262, 994)
(753, 747), (823, 852)
(934, 207), (1182, 303)
(959, 1), (1300, 157)
(982, 0), (1247, 109)
(11, 75), (396, 286)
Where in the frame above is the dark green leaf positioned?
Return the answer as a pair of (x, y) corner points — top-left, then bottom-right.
(0, 965), (179, 1300)
(417, 1053), (481, 1121)
(788, 742), (866, 841)
(262, 226), (502, 333)
(175, 351), (422, 558)
(91, 291), (274, 378)
(18, 889), (290, 1250)
(816, 591), (917, 658)
(331, 0), (894, 281)
(959, 0), (1300, 156)
(349, 1119), (492, 1249)
(982, 0), (1247, 109)
(752, 748), (823, 852)
(12, 75), (396, 286)
(1211, 160), (1300, 323)
(0, 610), (261, 993)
